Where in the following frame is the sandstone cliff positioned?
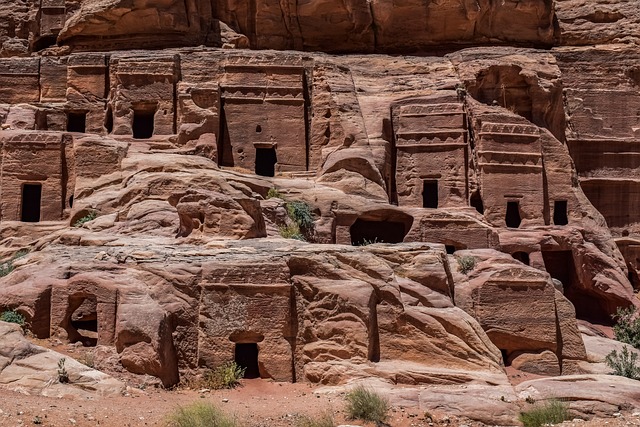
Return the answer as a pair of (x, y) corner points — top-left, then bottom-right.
(0, 0), (639, 424)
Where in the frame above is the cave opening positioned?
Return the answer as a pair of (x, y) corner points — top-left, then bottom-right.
(512, 251), (530, 265)
(66, 112), (87, 133)
(553, 200), (568, 226)
(21, 184), (42, 223)
(474, 65), (533, 122)
(500, 349), (510, 366)
(350, 219), (408, 246)
(470, 190), (485, 215)
(255, 147), (277, 177)
(541, 250), (610, 322)
(132, 107), (155, 139)
(235, 343), (260, 379)
(505, 201), (521, 228)
(422, 180), (439, 208)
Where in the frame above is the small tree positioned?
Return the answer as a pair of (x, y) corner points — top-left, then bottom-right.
(613, 307), (640, 349)
(605, 346), (640, 380)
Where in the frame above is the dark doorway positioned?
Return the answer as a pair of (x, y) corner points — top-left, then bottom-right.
(470, 190), (484, 214)
(105, 105), (113, 134)
(553, 200), (568, 226)
(541, 249), (609, 322)
(66, 112), (86, 133)
(501, 349), (510, 366)
(422, 180), (439, 208)
(132, 108), (155, 139)
(21, 184), (42, 222)
(505, 201), (521, 228)
(255, 147), (277, 177)
(445, 245), (456, 255)
(235, 343), (260, 379)
(512, 251), (530, 265)
(350, 219), (407, 245)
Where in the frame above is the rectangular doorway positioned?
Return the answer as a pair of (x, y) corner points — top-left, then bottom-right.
(21, 183), (42, 222)
(422, 180), (438, 208)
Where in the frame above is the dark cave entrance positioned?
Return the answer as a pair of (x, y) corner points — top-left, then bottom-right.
(21, 183), (42, 223)
(512, 252), (530, 265)
(505, 201), (521, 228)
(132, 107), (155, 139)
(255, 147), (277, 177)
(235, 343), (260, 379)
(470, 190), (484, 215)
(350, 219), (408, 245)
(541, 249), (609, 323)
(553, 200), (568, 226)
(422, 180), (439, 208)
(66, 112), (87, 133)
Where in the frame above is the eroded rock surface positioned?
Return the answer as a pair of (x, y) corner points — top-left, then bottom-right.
(0, 0), (639, 422)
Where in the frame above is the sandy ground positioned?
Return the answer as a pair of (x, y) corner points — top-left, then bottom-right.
(1, 381), (640, 427)
(3, 334), (638, 427)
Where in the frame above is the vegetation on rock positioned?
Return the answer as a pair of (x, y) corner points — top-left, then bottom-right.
(0, 249), (28, 278)
(266, 188), (282, 199)
(0, 310), (25, 326)
(345, 386), (389, 423)
(613, 307), (640, 349)
(518, 400), (570, 427)
(74, 211), (98, 227)
(201, 362), (245, 390)
(295, 410), (335, 427)
(456, 255), (476, 275)
(57, 358), (69, 383)
(166, 402), (238, 427)
(605, 346), (640, 380)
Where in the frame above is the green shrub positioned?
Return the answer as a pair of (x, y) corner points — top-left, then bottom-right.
(266, 188), (282, 199)
(0, 310), (25, 325)
(605, 346), (640, 380)
(201, 362), (245, 390)
(286, 201), (314, 231)
(456, 255), (476, 275)
(279, 223), (305, 241)
(74, 211), (97, 227)
(296, 410), (334, 427)
(519, 400), (569, 427)
(0, 262), (14, 278)
(613, 307), (640, 349)
(166, 402), (238, 427)
(0, 250), (27, 278)
(345, 385), (389, 423)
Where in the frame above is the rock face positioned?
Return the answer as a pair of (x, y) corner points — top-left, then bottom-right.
(0, 321), (125, 398)
(0, 0), (639, 420)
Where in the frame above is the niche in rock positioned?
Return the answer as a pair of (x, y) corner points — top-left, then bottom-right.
(505, 201), (522, 228)
(69, 295), (98, 347)
(473, 65), (533, 122)
(512, 251), (530, 265)
(553, 200), (568, 226)
(66, 112), (86, 133)
(350, 214), (413, 246)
